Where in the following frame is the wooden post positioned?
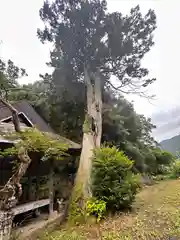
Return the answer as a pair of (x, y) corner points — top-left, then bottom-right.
(48, 159), (54, 217)
(34, 173), (40, 217)
(0, 196), (17, 240)
(27, 176), (33, 201)
(35, 174), (40, 200)
(0, 210), (14, 240)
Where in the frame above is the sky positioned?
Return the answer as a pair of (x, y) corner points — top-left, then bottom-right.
(0, 0), (180, 141)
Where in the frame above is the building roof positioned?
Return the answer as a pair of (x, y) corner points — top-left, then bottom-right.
(0, 122), (81, 149)
(0, 100), (81, 150)
(0, 100), (54, 133)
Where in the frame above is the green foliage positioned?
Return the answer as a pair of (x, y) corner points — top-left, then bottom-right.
(20, 129), (68, 160)
(37, 0), (157, 170)
(7, 79), (51, 124)
(91, 146), (140, 212)
(86, 198), (106, 222)
(0, 129), (68, 161)
(138, 148), (175, 175)
(157, 164), (171, 175)
(152, 149), (175, 166)
(38, 1), (156, 94)
(6, 79), (162, 175)
(170, 160), (180, 179)
(143, 149), (175, 175)
(11, 81), (161, 173)
(149, 152), (176, 181)
(0, 58), (27, 98)
(152, 174), (170, 182)
(2, 0), (159, 186)
(160, 134), (180, 156)
(0, 146), (18, 157)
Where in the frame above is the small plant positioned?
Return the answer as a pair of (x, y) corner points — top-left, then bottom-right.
(86, 198), (106, 222)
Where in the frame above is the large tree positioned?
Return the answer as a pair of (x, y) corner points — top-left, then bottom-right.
(38, 0), (156, 217)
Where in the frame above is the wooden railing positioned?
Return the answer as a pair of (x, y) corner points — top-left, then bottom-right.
(12, 199), (50, 216)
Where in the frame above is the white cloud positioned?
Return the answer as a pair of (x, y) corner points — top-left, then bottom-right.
(0, 0), (52, 82)
(108, 1), (180, 119)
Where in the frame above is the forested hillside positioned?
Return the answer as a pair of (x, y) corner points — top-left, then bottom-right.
(7, 79), (163, 174)
(160, 135), (180, 155)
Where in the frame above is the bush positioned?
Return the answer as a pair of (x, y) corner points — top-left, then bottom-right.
(152, 174), (170, 182)
(157, 164), (171, 175)
(170, 160), (180, 179)
(152, 149), (175, 166)
(91, 146), (140, 212)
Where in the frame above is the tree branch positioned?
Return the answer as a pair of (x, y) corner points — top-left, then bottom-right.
(0, 98), (21, 133)
(106, 79), (155, 101)
(0, 98), (32, 210)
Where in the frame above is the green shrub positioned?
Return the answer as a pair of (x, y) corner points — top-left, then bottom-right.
(157, 164), (171, 175)
(152, 149), (175, 166)
(170, 160), (180, 179)
(152, 174), (170, 182)
(86, 198), (106, 222)
(91, 146), (141, 212)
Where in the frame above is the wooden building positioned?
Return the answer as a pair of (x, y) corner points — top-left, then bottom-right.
(0, 100), (81, 222)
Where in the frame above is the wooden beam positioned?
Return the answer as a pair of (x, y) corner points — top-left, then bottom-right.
(12, 199), (50, 215)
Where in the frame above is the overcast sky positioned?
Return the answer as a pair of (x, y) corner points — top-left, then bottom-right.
(0, 0), (179, 141)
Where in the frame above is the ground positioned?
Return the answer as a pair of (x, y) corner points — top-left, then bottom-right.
(40, 179), (180, 240)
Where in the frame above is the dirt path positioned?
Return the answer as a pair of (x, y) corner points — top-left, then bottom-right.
(14, 212), (63, 239)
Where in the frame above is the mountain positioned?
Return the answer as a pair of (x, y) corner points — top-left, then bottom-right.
(151, 106), (180, 155)
(160, 134), (180, 155)
(151, 106), (180, 141)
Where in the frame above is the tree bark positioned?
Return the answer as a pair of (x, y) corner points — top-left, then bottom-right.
(94, 70), (102, 147)
(0, 98), (32, 239)
(48, 159), (54, 217)
(69, 67), (102, 221)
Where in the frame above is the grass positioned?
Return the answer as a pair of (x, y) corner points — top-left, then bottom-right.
(40, 179), (180, 239)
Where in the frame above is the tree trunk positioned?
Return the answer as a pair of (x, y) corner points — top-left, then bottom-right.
(69, 67), (102, 222)
(48, 159), (54, 217)
(0, 98), (32, 239)
(94, 70), (102, 147)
